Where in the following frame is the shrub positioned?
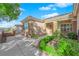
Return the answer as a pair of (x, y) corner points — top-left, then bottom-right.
(67, 32), (77, 40)
(56, 38), (79, 56)
(45, 45), (58, 55)
(39, 40), (46, 50)
(56, 38), (71, 55)
(45, 36), (54, 43)
(39, 35), (54, 50)
(52, 30), (65, 39)
(39, 35), (79, 56)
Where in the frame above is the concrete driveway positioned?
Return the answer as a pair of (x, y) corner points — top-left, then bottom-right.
(0, 35), (39, 56)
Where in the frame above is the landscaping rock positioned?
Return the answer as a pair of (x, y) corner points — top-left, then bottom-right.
(48, 40), (58, 47)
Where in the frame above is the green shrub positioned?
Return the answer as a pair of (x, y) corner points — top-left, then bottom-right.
(56, 38), (79, 56)
(39, 40), (46, 50)
(45, 45), (58, 56)
(56, 38), (71, 55)
(44, 36), (54, 43)
(52, 30), (65, 39)
(39, 35), (54, 51)
(67, 32), (77, 40)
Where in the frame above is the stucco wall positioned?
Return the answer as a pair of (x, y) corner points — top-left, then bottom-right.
(45, 22), (54, 36)
(53, 21), (58, 32)
(29, 21), (46, 36)
(72, 20), (77, 33)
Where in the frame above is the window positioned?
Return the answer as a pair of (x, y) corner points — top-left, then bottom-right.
(24, 23), (28, 30)
(60, 24), (72, 32)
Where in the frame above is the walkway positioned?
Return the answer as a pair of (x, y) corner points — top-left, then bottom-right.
(0, 35), (39, 56)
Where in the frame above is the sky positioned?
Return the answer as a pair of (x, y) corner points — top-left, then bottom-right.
(0, 3), (73, 28)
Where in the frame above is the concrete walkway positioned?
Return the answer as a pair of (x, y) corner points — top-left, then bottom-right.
(0, 35), (39, 56)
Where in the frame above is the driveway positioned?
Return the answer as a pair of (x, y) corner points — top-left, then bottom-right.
(0, 35), (39, 56)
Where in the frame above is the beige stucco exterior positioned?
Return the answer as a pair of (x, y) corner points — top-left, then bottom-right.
(53, 21), (58, 32)
(45, 21), (58, 35)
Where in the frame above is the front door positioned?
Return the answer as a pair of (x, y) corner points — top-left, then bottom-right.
(46, 22), (53, 35)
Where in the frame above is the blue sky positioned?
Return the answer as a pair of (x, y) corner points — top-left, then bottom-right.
(0, 3), (73, 28)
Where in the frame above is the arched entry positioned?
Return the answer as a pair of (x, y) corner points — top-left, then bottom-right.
(46, 22), (53, 35)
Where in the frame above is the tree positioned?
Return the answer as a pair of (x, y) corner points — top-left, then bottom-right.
(0, 3), (21, 22)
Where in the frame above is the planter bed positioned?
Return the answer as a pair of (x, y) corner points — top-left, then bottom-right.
(39, 35), (79, 56)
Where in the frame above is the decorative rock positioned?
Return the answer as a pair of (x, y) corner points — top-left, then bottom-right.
(48, 40), (58, 47)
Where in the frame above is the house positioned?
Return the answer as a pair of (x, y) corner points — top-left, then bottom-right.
(17, 3), (79, 37)
(44, 3), (79, 36)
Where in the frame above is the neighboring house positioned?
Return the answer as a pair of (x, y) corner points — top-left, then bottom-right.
(17, 3), (79, 36)
(15, 21), (24, 34)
